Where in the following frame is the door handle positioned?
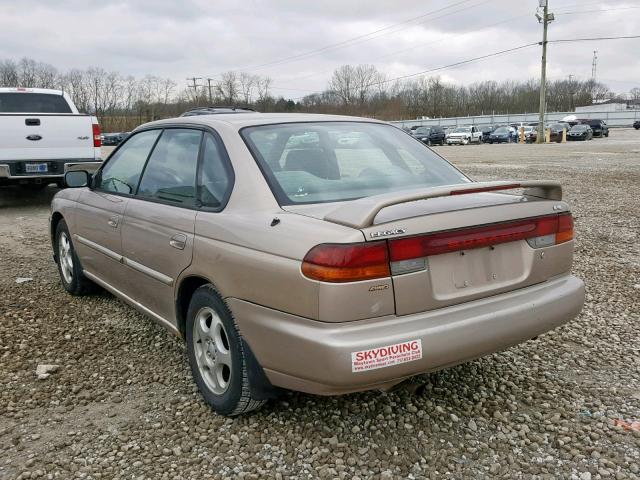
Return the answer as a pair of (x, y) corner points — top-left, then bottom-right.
(169, 234), (187, 250)
(107, 216), (119, 228)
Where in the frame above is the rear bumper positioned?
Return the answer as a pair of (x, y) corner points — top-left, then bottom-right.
(229, 274), (584, 395)
(0, 159), (102, 180)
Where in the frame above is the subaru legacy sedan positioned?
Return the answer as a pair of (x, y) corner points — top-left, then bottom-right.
(51, 113), (585, 416)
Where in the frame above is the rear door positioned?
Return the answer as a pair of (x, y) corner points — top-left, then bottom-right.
(73, 129), (161, 288)
(120, 128), (203, 322)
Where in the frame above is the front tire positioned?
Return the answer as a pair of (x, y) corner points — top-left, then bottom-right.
(55, 220), (97, 295)
(186, 285), (266, 416)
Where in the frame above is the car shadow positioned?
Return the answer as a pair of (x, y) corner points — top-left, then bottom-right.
(0, 185), (61, 209)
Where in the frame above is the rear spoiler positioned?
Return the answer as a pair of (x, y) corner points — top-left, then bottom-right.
(324, 180), (562, 229)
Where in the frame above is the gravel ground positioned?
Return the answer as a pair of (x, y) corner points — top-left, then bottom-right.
(1, 130), (639, 479)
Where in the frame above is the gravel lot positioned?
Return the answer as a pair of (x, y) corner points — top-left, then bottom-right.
(1, 130), (639, 479)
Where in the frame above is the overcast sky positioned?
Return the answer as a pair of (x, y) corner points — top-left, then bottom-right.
(0, 0), (638, 97)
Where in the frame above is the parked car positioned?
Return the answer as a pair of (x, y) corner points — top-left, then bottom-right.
(446, 125), (483, 145)
(480, 126), (495, 143)
(634, 120), (640, 130)
(567, 124), (593, 141)
(102, 132), (129, 146)
(51, 113), (584, 416)
(0, 87), (102, 189)
(548, 123), (569, 143)
(410, 126), (446, 146)
(488, 126), (513, 144)
(579, 119), (608, 138)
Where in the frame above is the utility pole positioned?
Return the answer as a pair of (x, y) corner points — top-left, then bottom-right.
(568, 74), (575, 111)
(206, 78), (215, 104)
(186, 77), (202, 105)
(536, 1), (554, 143)
(591, 51), (598, 83)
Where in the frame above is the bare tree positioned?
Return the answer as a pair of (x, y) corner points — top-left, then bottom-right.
(215, 71), (238, 104)
(239, 72), (255, 105)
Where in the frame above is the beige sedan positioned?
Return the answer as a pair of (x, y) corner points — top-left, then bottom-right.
(51, 113), (585, 416)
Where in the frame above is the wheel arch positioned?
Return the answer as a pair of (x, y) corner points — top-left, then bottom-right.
(50, 211), (65, 261)
(175, 275), (212, 338)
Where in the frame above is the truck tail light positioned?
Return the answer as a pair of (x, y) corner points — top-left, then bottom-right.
(302, 241), (390, 282)
(92, 123), (101, 147)
(388, 213), (573, 262)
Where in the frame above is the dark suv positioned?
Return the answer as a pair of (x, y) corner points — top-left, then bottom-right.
(579, 119), (609, 138)
(633, 120), (640, 130)
(410, 126), (446, 146)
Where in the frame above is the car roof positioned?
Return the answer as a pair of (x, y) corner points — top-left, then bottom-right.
(141, 113), (387, 130)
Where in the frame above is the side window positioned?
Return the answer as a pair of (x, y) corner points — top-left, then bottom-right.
(97, 130), (160, 194)
(137, 129), (202, 206)
(199, 133), (231, 209)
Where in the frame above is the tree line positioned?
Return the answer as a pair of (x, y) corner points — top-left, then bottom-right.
(1, 58), (635, 131)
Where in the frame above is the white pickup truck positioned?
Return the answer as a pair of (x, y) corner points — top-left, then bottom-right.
(0, 87), (102, 189)
(446, 125), (483, 145)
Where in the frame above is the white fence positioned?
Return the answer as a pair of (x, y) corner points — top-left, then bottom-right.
(390, 110), (640, 129)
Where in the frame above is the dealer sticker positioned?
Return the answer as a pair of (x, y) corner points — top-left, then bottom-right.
(351, 339), (422, 373)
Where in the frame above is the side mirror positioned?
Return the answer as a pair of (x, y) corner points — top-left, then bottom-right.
(64, 170), (90, 188)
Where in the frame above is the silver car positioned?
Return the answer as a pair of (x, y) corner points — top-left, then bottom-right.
(51, 113), (585, 416)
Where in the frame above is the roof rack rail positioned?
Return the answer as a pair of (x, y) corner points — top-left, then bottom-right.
(180, 106), (258, 117)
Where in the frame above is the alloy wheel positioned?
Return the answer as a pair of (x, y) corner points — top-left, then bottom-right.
(192, 306), (233, 395)
(58, 232), (74, 284)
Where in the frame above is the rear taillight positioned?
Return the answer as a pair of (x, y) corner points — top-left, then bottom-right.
(92, 123), (101, 147)
(301, 241), (390, 282)
(389, 213), (573, 262)
(301, 213), (573, 282)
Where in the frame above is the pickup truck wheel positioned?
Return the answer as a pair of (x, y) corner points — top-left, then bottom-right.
(186, 285), (266, 416)
(55, 220), (97, 295)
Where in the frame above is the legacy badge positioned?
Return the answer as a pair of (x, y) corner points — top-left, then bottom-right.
(370, 228), (406, 239)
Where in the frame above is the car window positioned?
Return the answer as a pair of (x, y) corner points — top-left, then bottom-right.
(97, 130), (161, 194)
(199, 133), (231, 209)
(242, 122), (469, 205)
(137, 129), (202, 206)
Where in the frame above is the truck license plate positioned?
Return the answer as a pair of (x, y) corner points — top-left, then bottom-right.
(25, 163), (48, 173)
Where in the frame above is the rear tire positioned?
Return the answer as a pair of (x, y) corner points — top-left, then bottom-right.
(186, 285), (266, 416)
(55, 220), (98, 295)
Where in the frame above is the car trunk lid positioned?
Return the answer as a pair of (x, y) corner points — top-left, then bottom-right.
(288, 181), (574, 316)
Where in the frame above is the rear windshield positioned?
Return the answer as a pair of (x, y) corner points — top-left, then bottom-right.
(241, 122), (469, 205)
(0, 92), (72, 113)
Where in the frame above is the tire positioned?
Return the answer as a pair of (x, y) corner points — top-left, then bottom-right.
(55, 219), (98, 295)
(186, 285), (266, 416)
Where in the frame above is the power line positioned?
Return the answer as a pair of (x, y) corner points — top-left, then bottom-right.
(549, 35), (640, 43)
(275, 11), (533, 85)
(370, 43), (539, 86)
(205, 0), (484, 78)
(556, 6), (640, 15)
(286, 41), (540, 101)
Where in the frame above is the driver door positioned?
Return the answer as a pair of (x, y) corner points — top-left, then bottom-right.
(73, 130), (161, 289)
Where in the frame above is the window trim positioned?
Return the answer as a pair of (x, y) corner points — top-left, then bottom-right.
(92, 123), (235, 213)
(196, 131), (235, 213)
(93, 128), (163, 198)
(239, 120), (470, 207)
(134, 128), (203, 209)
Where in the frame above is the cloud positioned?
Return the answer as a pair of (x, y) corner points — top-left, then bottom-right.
(0, 0), (637, 96)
